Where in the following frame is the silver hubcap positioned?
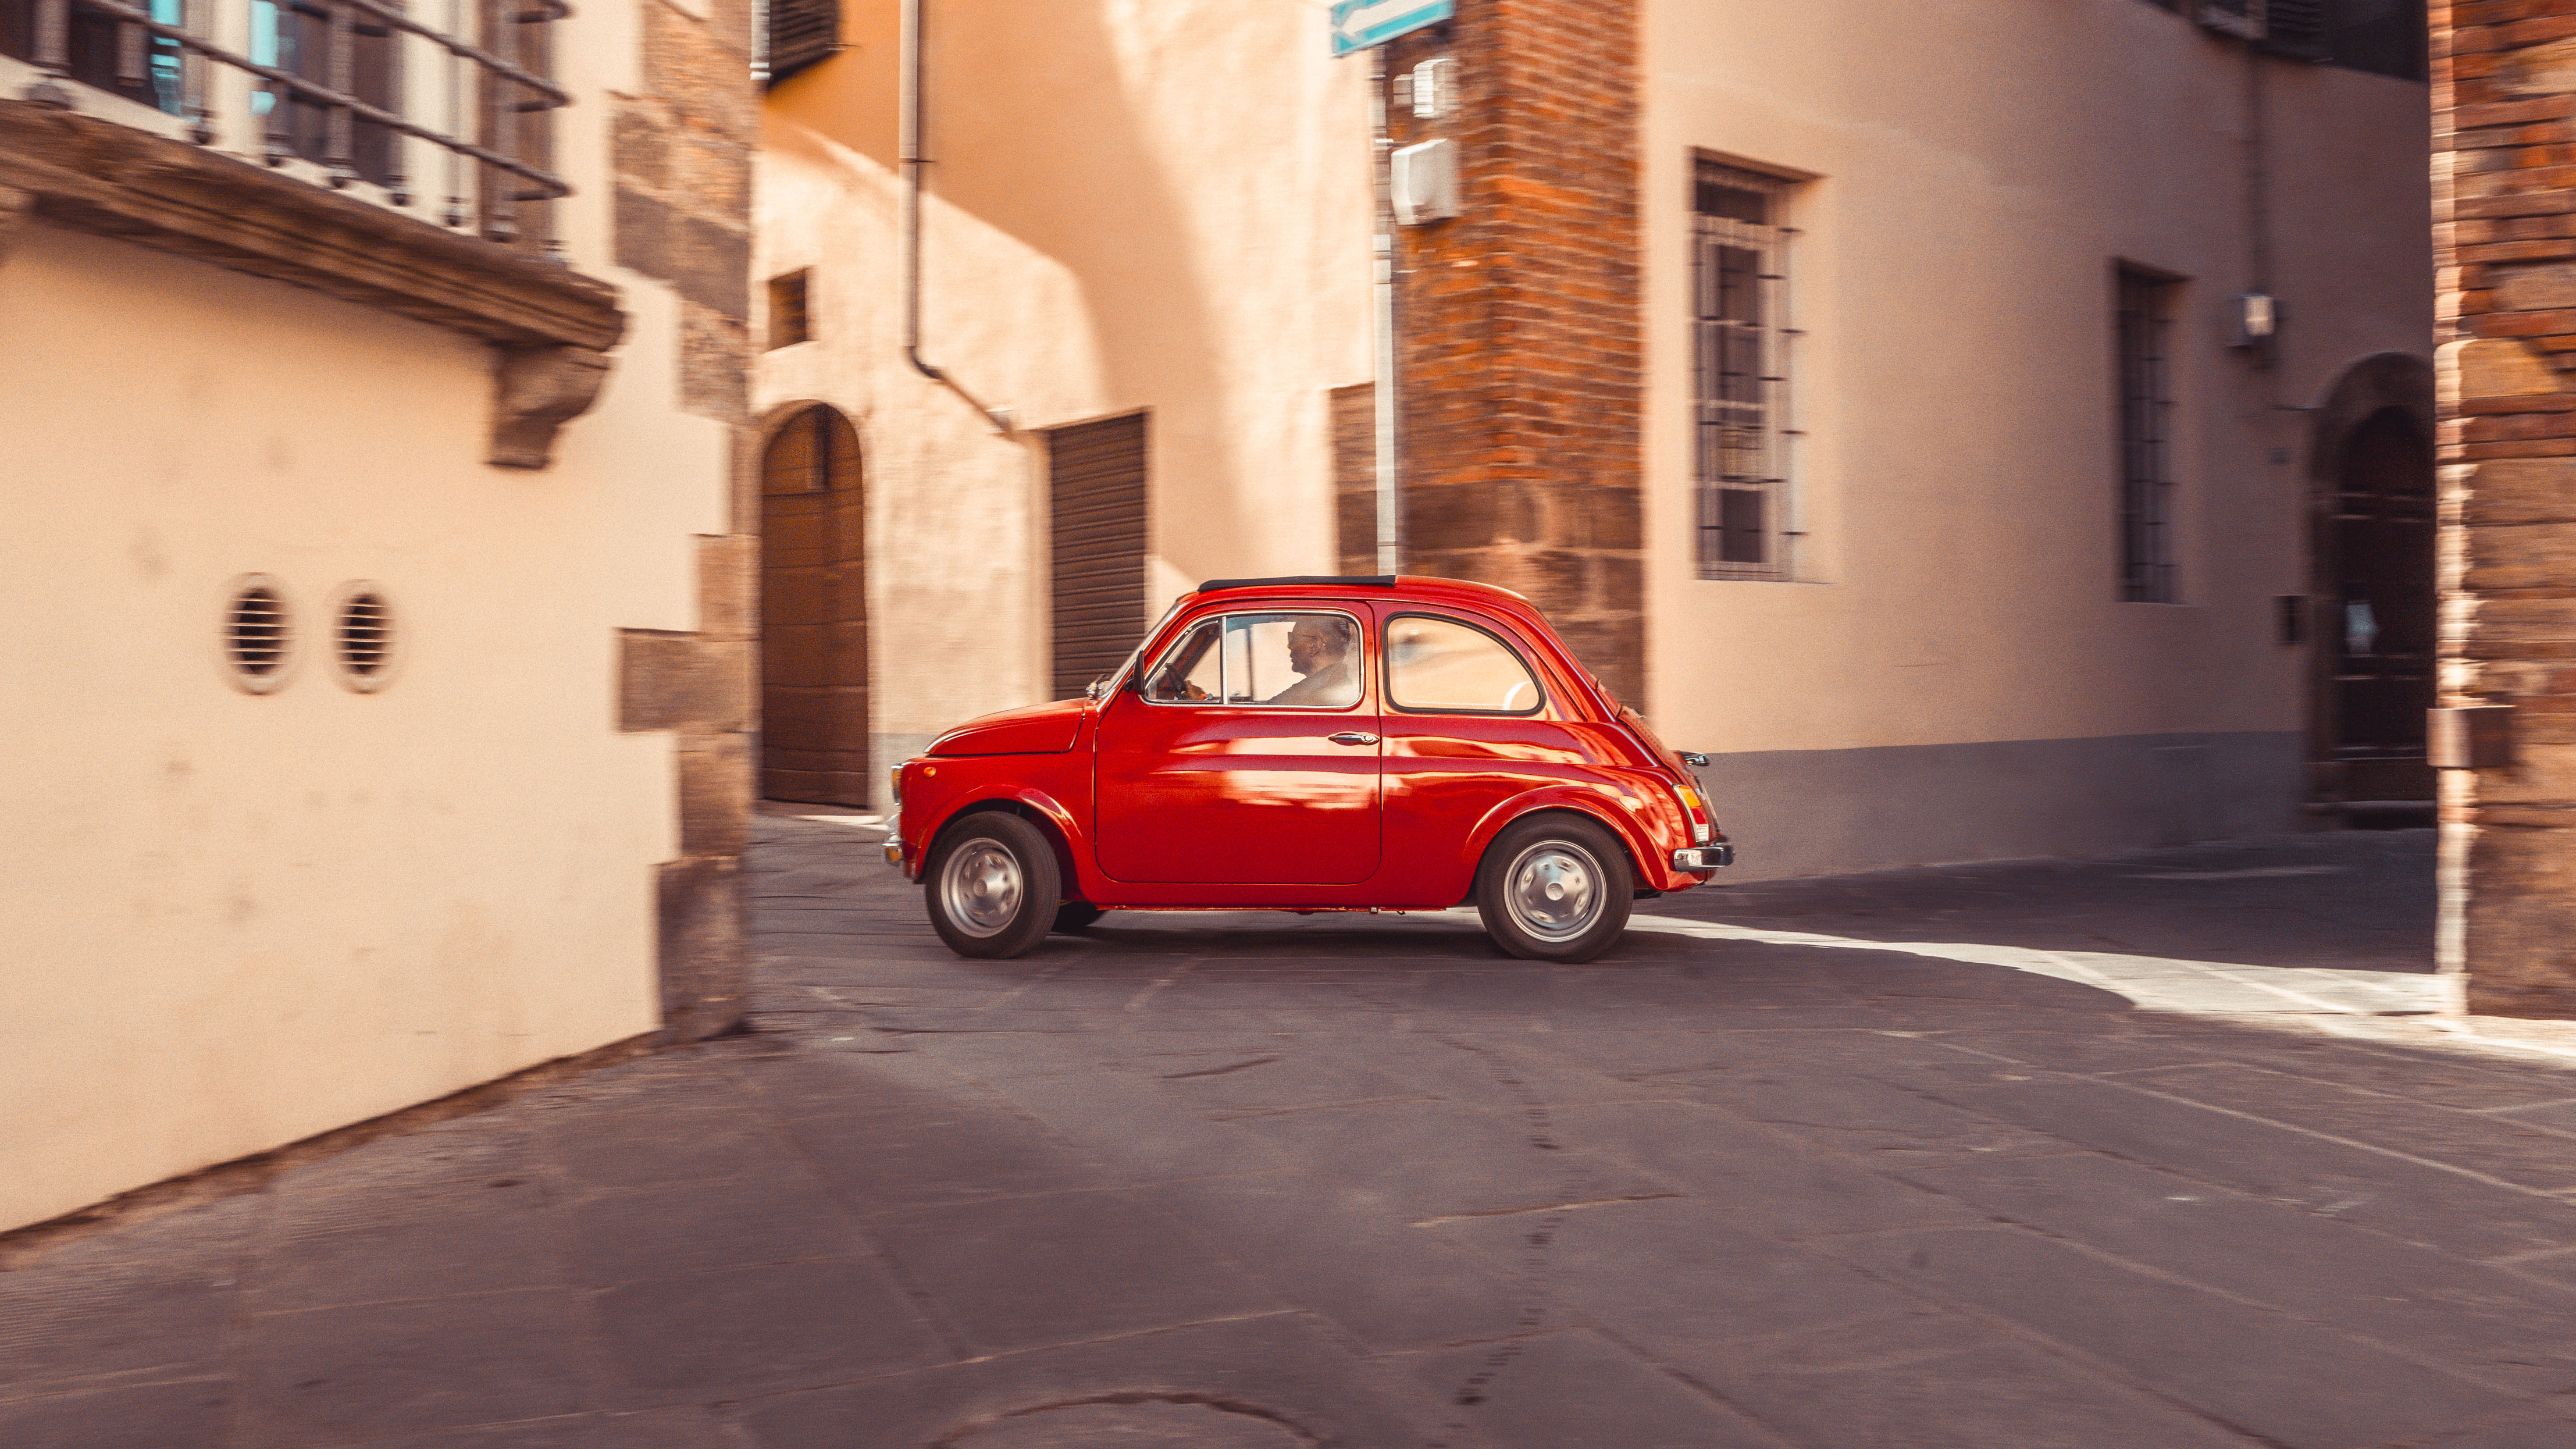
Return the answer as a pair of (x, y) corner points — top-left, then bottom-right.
(939, 838), (1024, 938)
(1504, 841), (1605, 943)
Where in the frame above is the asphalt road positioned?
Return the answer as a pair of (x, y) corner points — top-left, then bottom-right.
(12, 818), (2576, 1448)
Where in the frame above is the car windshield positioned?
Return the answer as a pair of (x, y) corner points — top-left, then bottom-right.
(1095, 598), (1186, 697)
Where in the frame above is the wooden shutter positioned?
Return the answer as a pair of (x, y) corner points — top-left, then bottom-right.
(2261, 0), (2328, 60)
(1330, 383), (1377, 575)
(1049, 413), (1149, 699)
(765, 0), (840, 84)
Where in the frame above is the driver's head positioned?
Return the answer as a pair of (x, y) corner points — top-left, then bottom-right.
(1286, 615), (1353, 676)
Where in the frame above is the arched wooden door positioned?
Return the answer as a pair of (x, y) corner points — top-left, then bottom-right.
(760, 406), (869, 806)
(2322, 406), (2435, 804)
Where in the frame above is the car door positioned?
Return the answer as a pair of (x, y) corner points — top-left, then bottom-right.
(1093, 606), (1383, 885)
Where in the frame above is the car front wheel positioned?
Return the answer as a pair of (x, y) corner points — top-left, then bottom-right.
(924, 811), (1062, 959)
(1473, 814), (1634, 963)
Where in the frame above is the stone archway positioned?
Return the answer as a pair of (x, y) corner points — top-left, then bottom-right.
(2307, 354), (2436, 813)
(760, 404), (869, 806)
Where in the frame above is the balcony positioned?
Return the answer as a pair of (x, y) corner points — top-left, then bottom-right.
(0, 0), (624, 465)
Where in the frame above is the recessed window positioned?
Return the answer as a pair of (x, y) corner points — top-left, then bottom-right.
(223, 575), (295, 694)
(330, 582), (400, 692)
(767, 269), (811, 350)
(1693, 159), (1796, 581)
(2117, 265), (2180, 603)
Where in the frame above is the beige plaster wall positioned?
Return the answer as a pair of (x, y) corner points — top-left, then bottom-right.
(0, 12), (732, 1229)
(756, 0), (1376, 765)
(1639, 0), (2434, 757)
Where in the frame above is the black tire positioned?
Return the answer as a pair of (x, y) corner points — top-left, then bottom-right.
(1473, 814), (1634, 963)
(924, 811), (1062, 959)
(1052, 900), (1105, 934)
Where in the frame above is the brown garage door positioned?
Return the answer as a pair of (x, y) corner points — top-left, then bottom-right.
(1049, 412), (1148, 699)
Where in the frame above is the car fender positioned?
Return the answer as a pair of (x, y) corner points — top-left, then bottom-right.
(1460, 783), (1669, 891)
(916, 785), (1087, 892)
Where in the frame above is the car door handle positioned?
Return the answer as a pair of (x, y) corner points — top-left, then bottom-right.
(1327, 731), (1380, 746)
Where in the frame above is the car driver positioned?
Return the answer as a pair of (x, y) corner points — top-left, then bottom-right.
(1268, 616), (1359, 707)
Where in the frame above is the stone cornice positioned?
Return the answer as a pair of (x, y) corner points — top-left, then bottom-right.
(0, 101), (625, 353)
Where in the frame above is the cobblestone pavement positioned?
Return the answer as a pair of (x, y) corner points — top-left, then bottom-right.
(17, 817), (2576, 1447)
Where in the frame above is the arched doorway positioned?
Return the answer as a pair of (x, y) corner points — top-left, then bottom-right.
(2319, 405), (2435, 807)
(760, 405), (869, 806)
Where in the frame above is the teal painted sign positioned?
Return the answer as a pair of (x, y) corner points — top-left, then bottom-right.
(1330, 0), (1453, 56)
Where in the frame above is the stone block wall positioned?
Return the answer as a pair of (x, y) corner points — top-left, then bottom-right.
(609, 0), (759, 1041)
(1381, 0), (1645, 705)
(2435, 0), (2576, 1014)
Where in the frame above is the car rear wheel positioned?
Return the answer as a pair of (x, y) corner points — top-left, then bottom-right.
(1473, 814), (1633, 963)
(925, 811), (1061, 959)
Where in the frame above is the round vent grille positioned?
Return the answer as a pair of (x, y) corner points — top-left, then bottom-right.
(223, 576), (294, 694)
(340, 593), (389, 675)
(329, 582), (398, 692)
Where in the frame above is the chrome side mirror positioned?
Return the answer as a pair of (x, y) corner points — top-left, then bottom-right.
(1679, 751), (1709, 767)
(1084, 677), (1109, 701)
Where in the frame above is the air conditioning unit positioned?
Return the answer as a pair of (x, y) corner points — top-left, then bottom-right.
(1391, 138), (1460, 226)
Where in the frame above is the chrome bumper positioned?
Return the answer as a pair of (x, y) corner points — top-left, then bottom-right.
(1672, 845), (1734, 871)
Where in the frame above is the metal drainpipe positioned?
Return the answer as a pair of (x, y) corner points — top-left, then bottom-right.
(901, 0), (1012, 432)
(1370, 48), (1401, 576)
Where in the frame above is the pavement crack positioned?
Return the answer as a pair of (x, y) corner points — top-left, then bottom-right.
(1162, 1055), (1281, 1080)
(1409, 1192), (1684, 1227)
(1212, 1095), (1442, 1121)
(926, 1390), (1324, 1448)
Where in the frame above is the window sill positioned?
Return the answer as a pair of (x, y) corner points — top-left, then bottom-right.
(0, 97), (626, 467)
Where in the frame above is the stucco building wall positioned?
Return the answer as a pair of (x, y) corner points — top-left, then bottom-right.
(1640, 0), (2434, 877)
(0, 0), (751, 1230)
(757, 0), (2430, 885)
(756, 0), (1376, 789)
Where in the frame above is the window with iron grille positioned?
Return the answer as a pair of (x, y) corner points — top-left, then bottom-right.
(1693, 161), (1794, 581)
(1, 0), (569, 249)
(2117, 266), (2179, 603)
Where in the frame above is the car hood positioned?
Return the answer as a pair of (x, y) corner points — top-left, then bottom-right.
(927, 697), (1089, 756)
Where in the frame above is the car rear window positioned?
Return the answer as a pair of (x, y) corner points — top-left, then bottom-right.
(1385, 615), (1545, 715)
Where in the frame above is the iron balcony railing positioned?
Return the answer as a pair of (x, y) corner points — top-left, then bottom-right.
(8, 0), (570, 248)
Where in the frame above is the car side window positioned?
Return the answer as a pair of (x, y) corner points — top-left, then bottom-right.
(1385, 614), (1545, 715)
(1224, 613), (1362, 707)
(1139, 611), (1364, 707)
(1142, 621), (1223, 702)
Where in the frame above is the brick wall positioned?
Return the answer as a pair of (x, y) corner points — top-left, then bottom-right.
(2434, 0), (2576, 1015)
(609, 0), (760, 1041)
(1381, 0), (1645, 705)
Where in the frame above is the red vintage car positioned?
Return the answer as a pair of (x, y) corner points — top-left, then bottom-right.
(885, 575), (1733, 961)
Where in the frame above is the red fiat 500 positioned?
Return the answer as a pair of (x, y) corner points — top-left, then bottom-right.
(886, 575), (1733, 962)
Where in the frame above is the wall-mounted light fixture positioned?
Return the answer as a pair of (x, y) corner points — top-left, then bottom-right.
(2235, 292), (2278, 347)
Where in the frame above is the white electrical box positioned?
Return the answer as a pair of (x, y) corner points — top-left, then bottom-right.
(1391, 138), (1460, 226)
(1411, 56), (1458, 119)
